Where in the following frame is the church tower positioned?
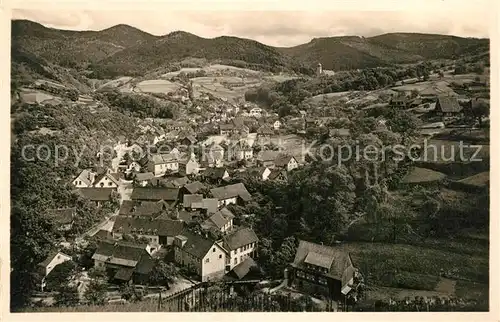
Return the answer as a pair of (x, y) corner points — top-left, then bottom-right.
(316, 63), (323, 76)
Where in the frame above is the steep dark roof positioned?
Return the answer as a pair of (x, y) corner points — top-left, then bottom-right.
(191, 198), (219, 214)
(204, 167), (228, 180)
(219, 207), (235, 220)
(38, 251), (71, 268)
(131, 187), (180, 201)
(78, 188), (114, 201)
(257, 150), (280, 162)
(114, 267), (134, 281)
(292, 240), (355, 288)
(113, 216), (185, 237)
(183, 194), (203, 208)
(183, 181), (205, 194)
(134, 172), (155, 182)
(176, 230), (217, 259)
(203, 211), (228, 229)
(118, 200), (167, 217)
(223, 227), (259, 250)
(231, 257), (258, 280)
(47, 207), (75, 225)
(268, 169), (287, 181)
(93, 172), (120, 187)
(92, 240), (148, 266)
(436, 96), (462, 113)
(210, 183), (251, 201)
(257, 125), (274, 135)
(274, 154), (296, 167)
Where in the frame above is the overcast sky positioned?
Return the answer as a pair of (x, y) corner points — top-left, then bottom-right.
(11, 0), (492, 47)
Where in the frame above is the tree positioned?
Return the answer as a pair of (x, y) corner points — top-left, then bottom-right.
(470, 100), (489, 128)
(84, 277), (107, 305)
(54, 285), (80, 306)
(45, 260), (78, 291)
(119, 284), (146, 302)
(149, 259), (178, 287)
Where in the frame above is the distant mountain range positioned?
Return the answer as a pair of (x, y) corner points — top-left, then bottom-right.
(12, 19), (489, 78)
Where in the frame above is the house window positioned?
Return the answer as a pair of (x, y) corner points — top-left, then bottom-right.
(297, 270), (305, 278)
(240, 256), (243, 262)
(219, 254), (222, 259)
(318, 277), (328, 285)
(234, 258), (238, 265)
(213, 248), (216, 252)
(205, 258), (209, 263)
(108, 182), (113, 186)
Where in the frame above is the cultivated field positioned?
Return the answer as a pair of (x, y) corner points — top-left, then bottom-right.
(134, 79), (181, 94)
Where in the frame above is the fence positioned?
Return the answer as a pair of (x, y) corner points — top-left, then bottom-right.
(157, 282), (339, 312)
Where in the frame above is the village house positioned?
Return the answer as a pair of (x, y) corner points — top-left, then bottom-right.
(203, 167), (230, 184)
(221, 227), (259, 271)
(38, 251), (72, 291)
(226, 257), (261, 281)
(47, 207), (76, 232)
(210, 183), (252, 208)
(268, 168), (288, 182)
(200, 145), (225, 168)
(249, 107), (263, 118)
(219, 119), (250, 136)
(257, 125), (275, 138)
(179, 157), (200, 176)
(183, 194), (204, 210)
(273, 120), (282, 130)
(72, 169), (95, 188)
(181, 181), (206, 196)
(92, 240), (154, 285)
(133, 172), (155, 187)
(112, 216), (185, 250)
(118, 200), (170, 218)
(191, 198), (219, 215)
(173, 230), (227, 282)
(247, 167), (271, 181)
(78, 188), (116, 206)
(201, 207), (235, 234)
(287, 240), (357, 301)
(130, 187), (180, 205)
(389, 96), (409, 109)
(230, 140), (254, 161)
(256, 150), (281, 168)
(93, 171), (120, 188)
(274, 154), (299, 172)
(178, 134), (197, 147)
(434, 96), (463, 120)
(147, 153), (179, 177)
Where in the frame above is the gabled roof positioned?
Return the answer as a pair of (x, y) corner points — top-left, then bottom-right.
(183, 181), (205, 194)
(78, 188), (114, 201)
(134, 172), (155, 182)
(150, 153), (179, 165)
(292, 240), (355, 288)
(131, 187), (179, 201)
(204, 167), (229, 180)
(73, 169), (94, 186)
(274, 154), (296, 167)
(183, 194), (203, 208)
(257, 150), (280, 162)
(223, 227), (259, 251)
(47, 208), (75, 225)
(257, 125), (274, 135)
(231, 257), (258, 280)
(113, 216), (185, 237)
(38, 251), (71, 268)
(268, 168), (287, 181)
(118, 200), (167, 217)
(210, 183), (251, 201)
(93, 172), (120, 187)
(219, 207), (235, 220)
(175, 230), (218, 259)
(436, 96), (462, 113)
(191, 198), (219, 214)
(203, 211), (229, 229)
(92, 240), (149, 267)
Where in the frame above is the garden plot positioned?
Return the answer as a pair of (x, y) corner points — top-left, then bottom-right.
(191, 76), (262, 102)
(135, 79), (181, 94)
(34, 79), (67, 89)
(19, 90), (60, 105)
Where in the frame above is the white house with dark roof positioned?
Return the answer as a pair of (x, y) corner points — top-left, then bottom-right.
(93, 172), (120, 188)
(288, 240), (357, 301)
(147, 153), (179, 177)
(72, 169), (95, 188)
(220, 227), (259, 271)
(37, 251), (72, 291)
(201, 207), (235, 233)
(210, 183), (252, 208)
(173, 230), (227, 282)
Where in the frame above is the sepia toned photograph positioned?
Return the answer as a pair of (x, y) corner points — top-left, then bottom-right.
(8, 1), (493, 314)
